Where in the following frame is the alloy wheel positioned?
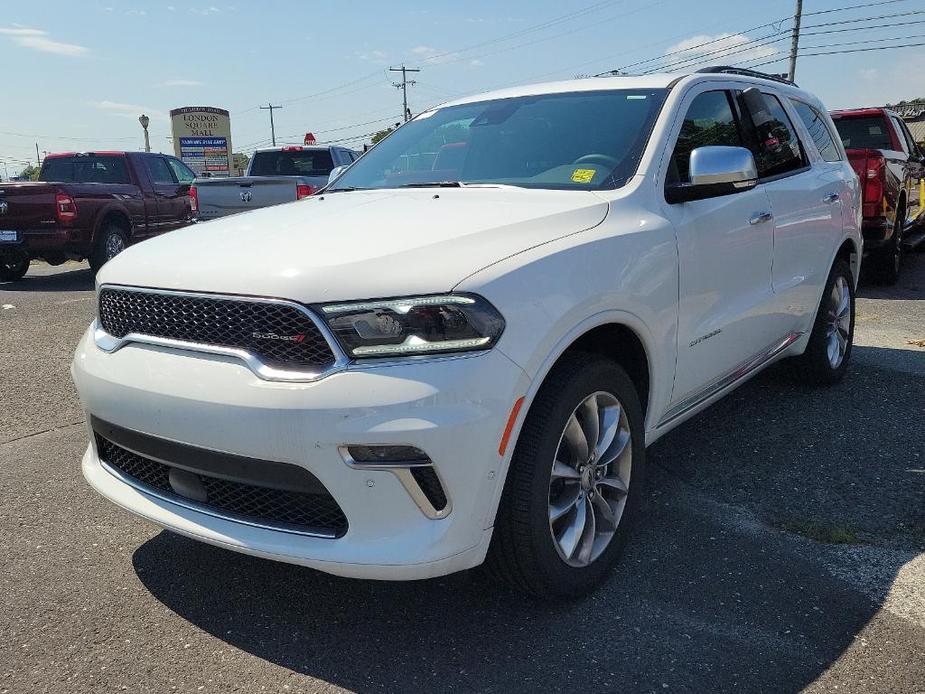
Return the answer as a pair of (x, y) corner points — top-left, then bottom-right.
(826, 275), (851, 369)
(548, 391), (632, 568)
(106, 233), (125, 260)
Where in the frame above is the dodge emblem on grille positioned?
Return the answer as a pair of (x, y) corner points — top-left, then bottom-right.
(0, 200), (8, 215)
(252, 332), (306, 343)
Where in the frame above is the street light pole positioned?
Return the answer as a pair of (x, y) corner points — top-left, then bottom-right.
(139, 114), (151, 153)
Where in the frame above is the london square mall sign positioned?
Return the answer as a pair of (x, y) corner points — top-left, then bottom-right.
(170, 106), (233, 177)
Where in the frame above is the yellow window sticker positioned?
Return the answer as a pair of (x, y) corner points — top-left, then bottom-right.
(571, 168), (596, 183)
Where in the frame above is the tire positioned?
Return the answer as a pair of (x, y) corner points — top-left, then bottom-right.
(89, 224), (128, 275)
(0, 249), (29, 282)
(486, 353), (645, 599)
(796, 259), (855, 385)
(870, 213), (903, 285)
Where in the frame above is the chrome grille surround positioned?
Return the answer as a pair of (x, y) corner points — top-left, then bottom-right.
(94, 285), (348, 382)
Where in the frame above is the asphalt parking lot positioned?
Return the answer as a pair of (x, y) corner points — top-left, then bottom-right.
(2, 256), (924, 693)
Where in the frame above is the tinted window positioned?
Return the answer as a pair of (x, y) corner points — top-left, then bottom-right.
(832, 115), (893, 150)
(167, 157), (195, 183)
(144, 156), (176, 184)
(746, 93), (805, 178)
(669, 90), (741, 184)
(890, 116), (913, 154)
(330, 89), (669, 192)
(250, 149), (335, 177)
(791, 100), (842, 162)
(39, 156), (131, 184)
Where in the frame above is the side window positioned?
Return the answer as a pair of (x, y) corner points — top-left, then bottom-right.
(144, 156), (177, 184)
(669, 90), (742, 184)
(746, 93), (806, 178)
(166, 157), (195, 183)
(898, 119), (922, 156)
(790, 100), (842, 163)
(891, 116), (917, 155)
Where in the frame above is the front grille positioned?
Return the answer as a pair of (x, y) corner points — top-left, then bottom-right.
(98, 287), (336, 371)
(96, 436), (348, 537)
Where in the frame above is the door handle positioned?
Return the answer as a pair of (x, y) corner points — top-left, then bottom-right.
(823, 192), (840, 204)
(749, 211), (774, 225)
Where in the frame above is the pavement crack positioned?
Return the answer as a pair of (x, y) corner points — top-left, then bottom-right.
(1, 420), (86, 446)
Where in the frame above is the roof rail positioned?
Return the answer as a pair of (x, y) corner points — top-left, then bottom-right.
(694, 66), (797, 87)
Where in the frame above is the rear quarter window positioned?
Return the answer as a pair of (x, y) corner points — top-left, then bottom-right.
(790, 100), (842, 163)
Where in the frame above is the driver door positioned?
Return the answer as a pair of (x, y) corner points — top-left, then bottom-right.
(660, 88), (778, 418)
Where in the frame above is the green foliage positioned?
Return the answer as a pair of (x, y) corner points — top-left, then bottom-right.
(371, 128), (394, 145)
(19, 164), (40, 181)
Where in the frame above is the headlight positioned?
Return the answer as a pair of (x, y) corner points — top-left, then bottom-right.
(318, 294), (505, 358)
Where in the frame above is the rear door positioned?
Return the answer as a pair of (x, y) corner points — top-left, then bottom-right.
(660, 87), (778, 413)
(741, 91), (845, 339)
(140, 154), (192, 234)
(891, 115), (925, 227)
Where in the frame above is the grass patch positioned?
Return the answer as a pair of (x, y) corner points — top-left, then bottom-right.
(776, 520), (862, 545)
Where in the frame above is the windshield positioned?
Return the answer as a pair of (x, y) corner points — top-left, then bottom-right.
(832, 116), (893, 150)
(330, 89), (668, 192)
(250, 149), (335, 177)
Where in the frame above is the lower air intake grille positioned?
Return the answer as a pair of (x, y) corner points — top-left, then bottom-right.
(96, 435), (347, 537)
(410, 466), (448, 512)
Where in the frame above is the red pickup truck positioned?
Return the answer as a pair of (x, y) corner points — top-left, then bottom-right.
(0, 151), (196, 282)
(830, 108), (925, 283)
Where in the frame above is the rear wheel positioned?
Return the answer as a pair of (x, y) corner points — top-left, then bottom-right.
(0, 249), (29, 282)
(487, 354), (645, 599)
(89, 224), (128, 275)
(796, 260), (854, 385)
(870, 213), (903, 285)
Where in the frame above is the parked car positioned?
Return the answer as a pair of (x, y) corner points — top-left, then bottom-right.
(830, 107), (925, 283)
(73, 67), (860, 598)
(191, 145), (360, 220)
(0, 151), (196, 281)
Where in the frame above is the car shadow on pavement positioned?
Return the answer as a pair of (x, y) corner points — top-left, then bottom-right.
(0, 265), (94, 293)
(131, 347), (924, 692)
(857, 251), (925, 300)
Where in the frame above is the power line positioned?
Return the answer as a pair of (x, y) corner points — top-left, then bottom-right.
(802, 0), (912, 17)
(746, 39), (925, 68)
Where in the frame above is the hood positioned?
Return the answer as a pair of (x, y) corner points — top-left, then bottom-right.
(99, 187), (608, 303)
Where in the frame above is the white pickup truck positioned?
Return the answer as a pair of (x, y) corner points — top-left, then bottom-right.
(74, 67), (861, 598)
(191, 145), (360, 220)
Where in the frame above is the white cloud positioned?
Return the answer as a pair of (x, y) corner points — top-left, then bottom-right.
(190, 6), (222, 15)
(663, 33), (779, 69)
(358, 49), (389, 63)
(0, 26), (88, 56)
(859, 68), (879, 81)
(158, 79), (203, 87)
(412, 45), (461, 64)
(469, 59), (484, 68)
(93, 101), (168, 121)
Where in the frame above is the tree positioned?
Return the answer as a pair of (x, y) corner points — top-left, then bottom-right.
(18, 164), (40, 181)
(371, 127), (395, 145)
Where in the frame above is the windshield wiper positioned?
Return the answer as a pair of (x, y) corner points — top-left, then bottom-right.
(325, 186), (369, 193)
(397, 181), (462, 188)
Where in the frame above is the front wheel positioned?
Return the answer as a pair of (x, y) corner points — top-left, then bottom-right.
(89, 224), (128, 275)
(487, 354), (645, 599)
(796, 259), (855, 385)
(0, 249), (29, 282)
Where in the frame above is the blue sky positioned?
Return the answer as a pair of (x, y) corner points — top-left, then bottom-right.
(0, 0), (921, 175)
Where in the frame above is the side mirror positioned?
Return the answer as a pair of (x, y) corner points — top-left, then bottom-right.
(666, 146), (758, 204)
(328, 165), (348, 185)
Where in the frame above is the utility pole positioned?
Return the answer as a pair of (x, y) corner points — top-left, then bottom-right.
(260, 103), (283, 146)
(788, 0), (803, 82)
(35, 142), (41, 166)
(390, 65), (420, 122)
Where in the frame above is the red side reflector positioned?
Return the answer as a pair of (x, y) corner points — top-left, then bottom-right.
(296, 184), (314, 199)
(499, 397), (525, 456)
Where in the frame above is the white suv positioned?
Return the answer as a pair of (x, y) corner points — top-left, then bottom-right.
(73, 68), (861, 597)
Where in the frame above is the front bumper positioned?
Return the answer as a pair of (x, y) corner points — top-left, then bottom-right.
(72, 326), (529, 580)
